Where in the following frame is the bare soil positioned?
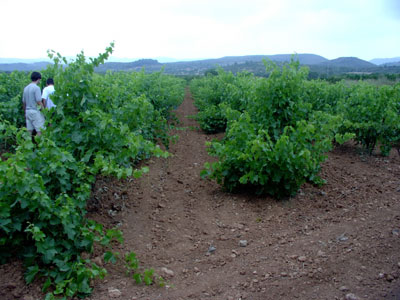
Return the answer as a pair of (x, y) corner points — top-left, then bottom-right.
(1, 89), (400, 300)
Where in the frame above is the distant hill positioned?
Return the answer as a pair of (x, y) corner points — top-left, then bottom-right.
(319, 57), (375, 69)
(0, 58), (51, 64)
(0, 61), (51, 72)
(95, 59), (161, 72)
(370, 57), (400, 65)
(174, 54), (328, 66)
(1, 54), (400, 75)
(382, 61), (400, 67)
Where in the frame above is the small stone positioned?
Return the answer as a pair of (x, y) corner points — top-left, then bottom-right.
(108, 288), (122, 298)
(386, 274), (394, 282)
(317, 250), (327, 257)
(345, 293), (360, 300)
(281, 272), (288, 277)
(298, 256), (307, 262)
(92, 256), (103, 266)
(339, 286), (349, 292)
(398, 262), (400, 268)
(161, 267), (174, 277)
(208, 246), (216, 253)
(392, 229), (399, 236)
(338, 234), (349, 242)
(22, 296), (34, 300)
(378, 273), (385, 279)
(239, 240), (248, 247)
(240, 271), (246, 275)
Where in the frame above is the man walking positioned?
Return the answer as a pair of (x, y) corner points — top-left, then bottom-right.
(22, 71), (45, 136)
(42, 78), (56, 109)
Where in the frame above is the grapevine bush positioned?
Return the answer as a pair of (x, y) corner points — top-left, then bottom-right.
(0, 43), (185, 298)
(199, 60), (353, 198)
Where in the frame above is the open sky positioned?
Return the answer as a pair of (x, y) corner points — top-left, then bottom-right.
(0, 0), (399, 61)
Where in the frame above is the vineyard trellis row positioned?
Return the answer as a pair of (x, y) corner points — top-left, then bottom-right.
(0, 43), (185, 299)
(191, 59), (400, 198)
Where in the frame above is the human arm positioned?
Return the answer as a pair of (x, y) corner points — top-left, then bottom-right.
(41, 87), (47, 109)
(35, 86), (45, 110)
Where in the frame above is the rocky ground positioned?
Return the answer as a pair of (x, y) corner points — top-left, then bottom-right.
(1, 89), (400, 300)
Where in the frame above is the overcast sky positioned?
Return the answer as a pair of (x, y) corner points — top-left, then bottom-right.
(1, 0), (399, 61)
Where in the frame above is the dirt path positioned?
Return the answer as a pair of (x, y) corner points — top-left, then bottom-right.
(85, 88), (400, 300)
(1, 89), (400, 300)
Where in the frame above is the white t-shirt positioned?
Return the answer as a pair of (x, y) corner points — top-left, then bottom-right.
(42, 85), (56, 109)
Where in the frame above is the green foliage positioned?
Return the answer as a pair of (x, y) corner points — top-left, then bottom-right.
(199, 59), (353, 198)
(190, 68), (255, 133)
(0, 43), (184, 298)
(337, 83), (400, 155)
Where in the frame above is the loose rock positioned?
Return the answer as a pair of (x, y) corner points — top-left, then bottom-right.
(339, 286), (349, 292)
(298, 256), (307, 262)
(239, 240), (248, 247)
(345, 293), (360, 300)
(208, 245), (216, 253)
(108, 288), (122, 298)
(161, 267), (175, 277)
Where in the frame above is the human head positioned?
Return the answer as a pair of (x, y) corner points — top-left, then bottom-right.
(46, 78), (54, 85)
(31, 71), (42, 82)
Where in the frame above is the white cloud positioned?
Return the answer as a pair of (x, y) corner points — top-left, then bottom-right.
(0, 0), (399, 60)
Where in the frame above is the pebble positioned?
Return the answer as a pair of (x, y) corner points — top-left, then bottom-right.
(298, 256), (307, 262)
(339, 286), (349, 292)
(208, 246), (216, 253)
(92, 256), (103, 266)
(392, 229), (399, 236)
(345, 293), (360, 300)
(385, 274), (394, 282)
(161, 267), (174, 277)
(108, 288), (122, 298)
(239, 240), (248, 247)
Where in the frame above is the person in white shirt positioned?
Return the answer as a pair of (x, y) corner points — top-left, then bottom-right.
(42, 78), (56, 109)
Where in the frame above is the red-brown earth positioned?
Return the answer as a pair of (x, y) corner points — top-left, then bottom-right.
(1, 89), (400, 300)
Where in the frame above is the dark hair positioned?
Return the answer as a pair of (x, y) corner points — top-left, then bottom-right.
(46, 78), (54, 85)
(31, 71), (42, 81)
